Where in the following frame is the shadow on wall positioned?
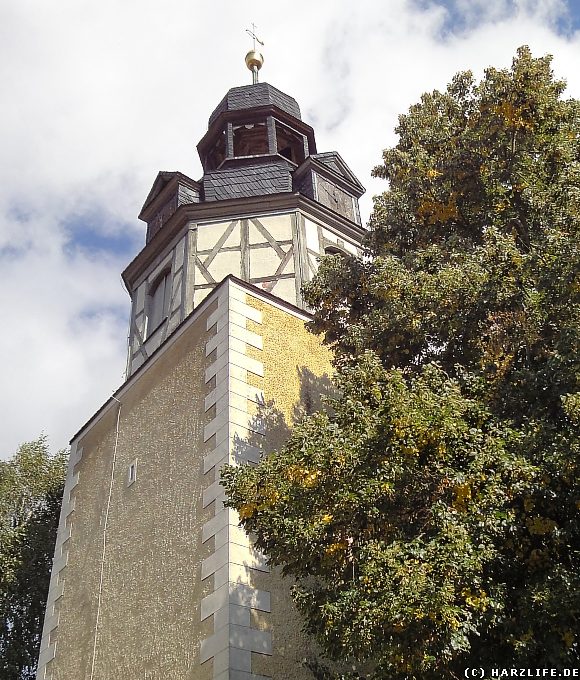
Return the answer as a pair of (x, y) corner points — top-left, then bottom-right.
(234, 365), (336, 460)
(293, 366), (336, 425)
(227, 365), (337, 674)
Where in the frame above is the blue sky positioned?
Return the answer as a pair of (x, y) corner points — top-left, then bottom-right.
(413, 0), (580, 35)
(63, 213), (139, 259)
(1, 0), (580, 457)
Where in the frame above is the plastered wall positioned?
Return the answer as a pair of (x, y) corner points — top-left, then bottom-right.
(42, 309), (216, 680)
(246, 295), (334, 427)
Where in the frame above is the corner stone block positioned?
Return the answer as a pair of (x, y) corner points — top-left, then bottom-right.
(202, 507), (240, 543)
(212, 647), (252, 675)
(229, 625), (272, 655)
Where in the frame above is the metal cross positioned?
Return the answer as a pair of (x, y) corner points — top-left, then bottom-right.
(246, 23), (264, 50)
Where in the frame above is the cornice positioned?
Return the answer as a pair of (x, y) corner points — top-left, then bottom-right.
(122, 192), (366, 288)
(294, 156), (365, 198)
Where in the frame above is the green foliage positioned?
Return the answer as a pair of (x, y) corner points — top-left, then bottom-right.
(0, 437), (67, 680)
(223, 47), (580, 677)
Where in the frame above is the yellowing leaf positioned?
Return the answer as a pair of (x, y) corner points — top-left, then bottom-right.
(238, 503), (257, 520)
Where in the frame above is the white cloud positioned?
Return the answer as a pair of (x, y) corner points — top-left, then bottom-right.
(1, 0), (579, 457)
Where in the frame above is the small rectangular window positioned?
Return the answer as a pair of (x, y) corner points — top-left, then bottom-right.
(127, 460), (137, 487)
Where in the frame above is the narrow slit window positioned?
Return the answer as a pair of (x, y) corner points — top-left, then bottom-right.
(127, 460), (137, 487)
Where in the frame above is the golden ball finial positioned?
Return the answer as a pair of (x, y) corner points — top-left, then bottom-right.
(245, 50), (264, 73)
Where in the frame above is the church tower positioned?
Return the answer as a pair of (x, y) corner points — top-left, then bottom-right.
(37, 51), (365, 680)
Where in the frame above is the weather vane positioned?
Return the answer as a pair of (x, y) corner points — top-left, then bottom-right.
(245, 23), (264, 85)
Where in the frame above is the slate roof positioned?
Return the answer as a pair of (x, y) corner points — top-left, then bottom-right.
(139, 171), (201, 217)
(312, 152), (342, 175)
(208, 83), (301, 125)
(203, 160), (293, 202)
(310, 152), (366, 194)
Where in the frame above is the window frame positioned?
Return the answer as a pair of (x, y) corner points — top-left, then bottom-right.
(145, 269), (172, 338)
(127, 460), (137, 487)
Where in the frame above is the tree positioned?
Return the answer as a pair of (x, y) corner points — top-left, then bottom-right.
(0, 437), (67, 680)
(222, 47), (580, 678)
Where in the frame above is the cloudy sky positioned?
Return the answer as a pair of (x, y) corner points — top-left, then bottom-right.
(1, 0), (580, 458)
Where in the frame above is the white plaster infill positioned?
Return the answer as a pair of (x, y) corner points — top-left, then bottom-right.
(35, 443), (83, 680)
(200, 278), (272, 680)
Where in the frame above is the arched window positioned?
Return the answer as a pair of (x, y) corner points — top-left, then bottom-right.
(146, 270), (171, 336)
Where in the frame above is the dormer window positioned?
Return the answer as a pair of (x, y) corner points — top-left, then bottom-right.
(146, 270), (171, 336)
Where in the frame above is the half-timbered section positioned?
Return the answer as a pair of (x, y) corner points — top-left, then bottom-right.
(122, 82), (364, 376)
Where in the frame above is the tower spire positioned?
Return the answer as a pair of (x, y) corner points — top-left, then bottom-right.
(245, 24), (264, 84)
